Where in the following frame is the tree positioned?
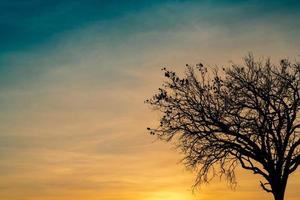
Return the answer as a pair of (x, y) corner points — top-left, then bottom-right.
(146, 54), (300, 200)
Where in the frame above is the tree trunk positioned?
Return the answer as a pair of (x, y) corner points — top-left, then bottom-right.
(272, 177), (288, 200)
(273, 191), (285, 200)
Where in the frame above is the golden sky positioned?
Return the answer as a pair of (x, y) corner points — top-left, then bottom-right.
(0, 1), (300, 200)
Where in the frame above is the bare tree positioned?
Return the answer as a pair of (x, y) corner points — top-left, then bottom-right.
(146, 54), (300, 200)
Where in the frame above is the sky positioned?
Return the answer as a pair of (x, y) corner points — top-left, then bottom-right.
(0, 0), (300, 200)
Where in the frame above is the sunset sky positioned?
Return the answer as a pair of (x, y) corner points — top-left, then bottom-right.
(1, 1), (300, 200)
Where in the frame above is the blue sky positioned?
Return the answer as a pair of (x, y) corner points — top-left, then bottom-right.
(1, 0), (300, 52)
(0, 0), (163, 51)
(0, 1), (300, 200)
(1, 0), (300, 89)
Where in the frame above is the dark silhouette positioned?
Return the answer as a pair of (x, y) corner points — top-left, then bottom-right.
(146, 54), (300, 200)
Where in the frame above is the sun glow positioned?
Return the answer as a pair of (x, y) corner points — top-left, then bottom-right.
(145, 191), (195, 200)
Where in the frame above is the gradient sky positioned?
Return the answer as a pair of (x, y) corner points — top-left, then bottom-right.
(1, 1), (300, 200)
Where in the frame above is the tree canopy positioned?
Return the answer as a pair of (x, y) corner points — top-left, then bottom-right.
(146, 54), (300, 200)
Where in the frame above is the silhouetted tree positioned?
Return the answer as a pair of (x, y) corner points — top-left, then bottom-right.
(146, 54), (300, 200)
